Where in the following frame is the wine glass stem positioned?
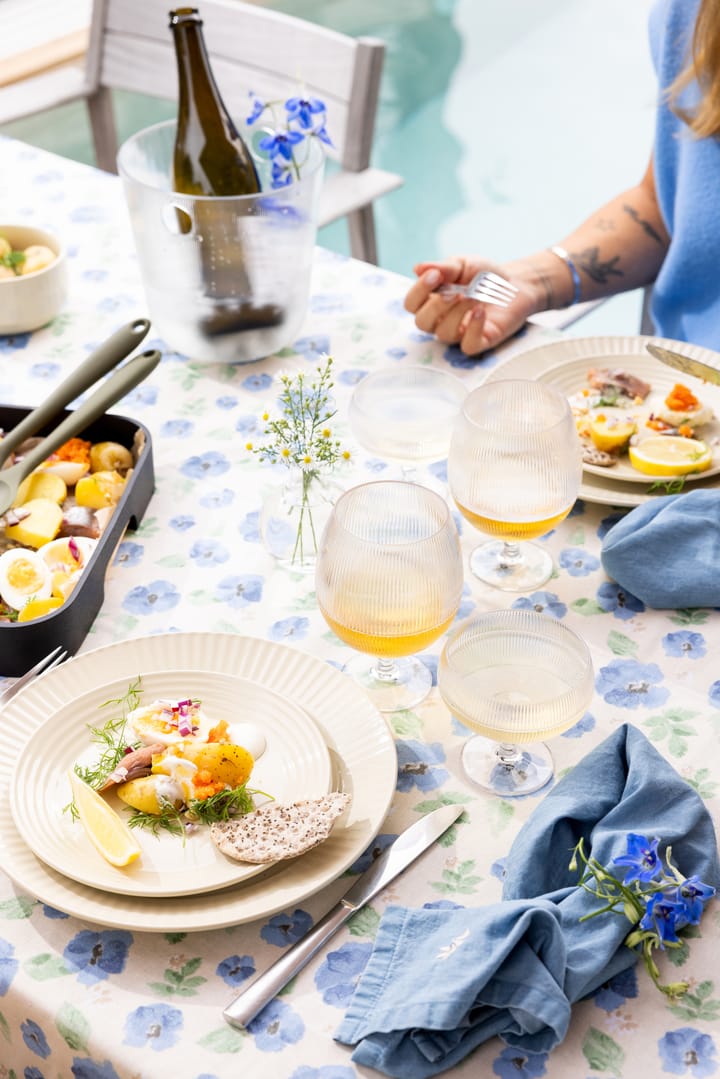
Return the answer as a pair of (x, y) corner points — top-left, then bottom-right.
(372, 656), (400, 683)
(500, 541), (523, 568)
(496, 741), (524, 768)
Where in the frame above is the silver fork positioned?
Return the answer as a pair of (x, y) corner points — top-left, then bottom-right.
(0, 645), (68, 709)
(438, 270), (518, 307)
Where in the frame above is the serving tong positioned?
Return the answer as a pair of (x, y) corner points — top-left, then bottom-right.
(0, 319), (160, 516)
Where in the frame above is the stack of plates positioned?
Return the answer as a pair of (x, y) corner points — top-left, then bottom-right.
(487, 335), (720, 508)
(0, 633), (397, 932)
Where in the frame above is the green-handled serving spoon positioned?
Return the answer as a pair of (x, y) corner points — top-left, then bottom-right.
(0, 347), (161, 517)
(0, 318), (151, 471)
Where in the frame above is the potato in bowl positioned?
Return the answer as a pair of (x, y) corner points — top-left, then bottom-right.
(0, 225), (68, 334)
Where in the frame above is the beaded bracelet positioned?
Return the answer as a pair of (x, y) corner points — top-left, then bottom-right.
(549, 245), (582, 307)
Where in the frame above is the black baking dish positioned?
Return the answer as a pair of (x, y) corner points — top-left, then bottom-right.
(0, 405), (154, 677)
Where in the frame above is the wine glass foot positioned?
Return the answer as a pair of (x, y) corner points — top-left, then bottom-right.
(469, 540), (553, 592)
(460, 735), (554, 796)
(342, 653), (433, 713)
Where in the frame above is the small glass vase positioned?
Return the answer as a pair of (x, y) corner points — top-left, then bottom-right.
(260, 468), (343, 571)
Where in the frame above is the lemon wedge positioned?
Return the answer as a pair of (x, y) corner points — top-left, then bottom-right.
(628, 436), (713, 477)
(68, 770), (142, 868)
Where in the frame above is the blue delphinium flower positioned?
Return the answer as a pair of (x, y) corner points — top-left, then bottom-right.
(285, 96), (326, 130)
(613, 833), (661, 884)
(258, 129), (304, 161)
(658, 1027), (718, 1077)
(676, 876), (717, 923)
(640, 892), (684, 945)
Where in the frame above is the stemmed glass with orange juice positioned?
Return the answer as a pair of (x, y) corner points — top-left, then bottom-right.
(448, 379), (582, 591)
(315, 481), (464, 712)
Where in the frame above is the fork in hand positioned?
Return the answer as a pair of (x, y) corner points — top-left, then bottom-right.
(438, 270), (518, 308)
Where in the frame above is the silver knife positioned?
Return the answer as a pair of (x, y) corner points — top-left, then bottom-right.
(646, 342), (720, 385)
(223, 801), (465, 1029)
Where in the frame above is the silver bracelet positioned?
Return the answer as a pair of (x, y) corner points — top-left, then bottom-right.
(549, 245), (582, 306)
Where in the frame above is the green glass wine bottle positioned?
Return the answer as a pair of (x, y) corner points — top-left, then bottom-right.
(168, 7), (283, 338)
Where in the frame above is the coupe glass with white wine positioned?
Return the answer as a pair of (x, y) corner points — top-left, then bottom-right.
(349, 366), (467, 490)
(315, 481), (464, 712)
(448, 379), (582, 591)
(439, 609), (595, 795)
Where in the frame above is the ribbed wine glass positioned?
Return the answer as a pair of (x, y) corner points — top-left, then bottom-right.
(315, 480), (464, 712)
(349, 366), (467, 490)
(438, 609), (595, 795)
(448, 379), (582, 591)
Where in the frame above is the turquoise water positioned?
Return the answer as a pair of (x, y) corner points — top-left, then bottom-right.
(1, 0), (656, 332)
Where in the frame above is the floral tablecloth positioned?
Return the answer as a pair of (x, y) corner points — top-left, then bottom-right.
(1, 136), (719, 1079)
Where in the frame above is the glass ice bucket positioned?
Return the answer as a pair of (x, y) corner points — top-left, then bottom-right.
(117, 120), (324, 364)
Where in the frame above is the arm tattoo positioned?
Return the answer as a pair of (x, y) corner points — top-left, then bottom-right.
(571, 246), (624, 285)
(594, 216), (616, 233)
(622, 203), (664, 245)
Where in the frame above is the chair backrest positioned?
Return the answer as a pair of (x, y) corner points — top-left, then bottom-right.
(85, 0), (385, 172)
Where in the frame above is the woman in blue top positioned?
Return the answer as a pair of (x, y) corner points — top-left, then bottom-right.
(404, 0), (720, 353)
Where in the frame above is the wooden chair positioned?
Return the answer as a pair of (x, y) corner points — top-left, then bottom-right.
(0, 0), (403, 265)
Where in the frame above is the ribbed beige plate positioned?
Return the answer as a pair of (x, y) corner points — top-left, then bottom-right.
(486, 335), (720, 508)
(0, 633), (397, 931)
(9, 671), (332, 898)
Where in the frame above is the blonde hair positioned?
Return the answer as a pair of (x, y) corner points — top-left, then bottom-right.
(669, 0), (720, 137)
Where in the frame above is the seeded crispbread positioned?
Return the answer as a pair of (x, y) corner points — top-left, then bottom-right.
(210, 793), (350, 863)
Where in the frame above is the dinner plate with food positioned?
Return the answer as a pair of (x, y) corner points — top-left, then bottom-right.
(485, 335), (720, 505)
(10, 670), (334, 897)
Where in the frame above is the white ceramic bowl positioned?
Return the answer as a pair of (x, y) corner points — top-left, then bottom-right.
(0, 224), (68, 335)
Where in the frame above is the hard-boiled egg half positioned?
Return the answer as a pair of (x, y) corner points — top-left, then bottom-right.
(39, 536), (97, 599)
(0, 547), (52, 611)
(126, 698), (217, 747)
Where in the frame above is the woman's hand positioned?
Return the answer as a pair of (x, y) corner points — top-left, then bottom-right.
(404, 256), (541, 357)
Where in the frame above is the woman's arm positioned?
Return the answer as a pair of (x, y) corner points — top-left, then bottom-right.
(404, 156), (670, 356)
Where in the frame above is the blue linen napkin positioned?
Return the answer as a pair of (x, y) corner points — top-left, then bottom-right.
(600, 489), (720, 608)
(335, 724), (720, 1078)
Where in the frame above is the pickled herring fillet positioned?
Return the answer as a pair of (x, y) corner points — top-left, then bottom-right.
(586, 367), (652, 400)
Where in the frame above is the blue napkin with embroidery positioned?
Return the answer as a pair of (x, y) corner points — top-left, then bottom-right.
(601, 489), (720, 609)
(334, 725), (719, 1078)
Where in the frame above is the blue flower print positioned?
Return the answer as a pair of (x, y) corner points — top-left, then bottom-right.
(247, 998), (304, 1051)
(160, 418), (194, 438)
(493, 1046), (548, 1078)
(568, 499), (586, 518)
(290, 1067), (357, 1079)
(595, 659), (669, 710)
(216, 954), (255, 987)
(593, 965), (638, 1012)
(363, 457), (389, 473)
(113, 541), (143, 568)
(658, 1027), (717, 1077)
(348, 832), (397, 874)
(81, 268), (109, 282)
(396, 739), (449, 792)
(422, 653), (439, 686)
(314, 941), (372, 1008)
(309, 293), (351, 315)
(42, 904), (69, 919)
(63, 929), (132, 984)
(663, 631), (707, 660)
(455, 590), (476, 621)
(385, 346), (407, 360)
(443, 345), (479, 370)
(428, 459), (448, 483)
(338, 368), (368, 386)
(123, 384), (158, 408)
(239, 510), (260, 542)
(70, 204), (107, 223)
(71, 1060), (122, 1079)
(261, 909), (313, 947)
(709, 682), (720, 710)
(181, 451), (230, 479)
(270, 616), (309, 642)
(235, 412), (259, 433)
(22, 1018), (50, 1058)
(0, 332), (31, 351)
(597, 511), (626, 540)
(423, 899), (465, 911)
(512, 591), (567, 619)
(199, 487), (234, 510)
(30, 361), (61, 379)
(596, 581), (645, 620)
(293, 334), (331, 361)
(24, 1068), (45, 1079)
(216, 394), (238, 410)
(122, 580), (181, 615)
(123, 1003), (183, 1050)
(561, 711), (596, 738)
(215, 574), (263, 608)
(490, 858), (507, 882)
(169, 515), (195, 532)
(241, 372), (273, 392)
(189, 539), (229, 567)
(558, 547), (600, 577)
(0, 937), (18, 994)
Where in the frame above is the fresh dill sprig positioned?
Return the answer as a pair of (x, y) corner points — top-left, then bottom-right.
(127, 800), (187, 839)
(186, 784), (259, 825)
(647, 477), (685, 495)
(73, 675), (143, 791)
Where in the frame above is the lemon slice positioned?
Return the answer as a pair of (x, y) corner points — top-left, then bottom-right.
(628, 436), (713, 477)
(68, 770), (142, 868)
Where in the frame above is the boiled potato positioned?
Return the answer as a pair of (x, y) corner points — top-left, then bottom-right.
(14, 470), (67, 507)
(75, 469), (126, 509)
(89, 441), (134, 474)
(5, 498), (63, 548)
(156, 742), (255, 789)
(20, 244), (55, 275)
(17, 596), (64, 622)
(116, 775), (184, 815)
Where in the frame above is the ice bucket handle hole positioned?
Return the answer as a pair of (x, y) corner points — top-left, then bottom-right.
(162, 202), (195, 236)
